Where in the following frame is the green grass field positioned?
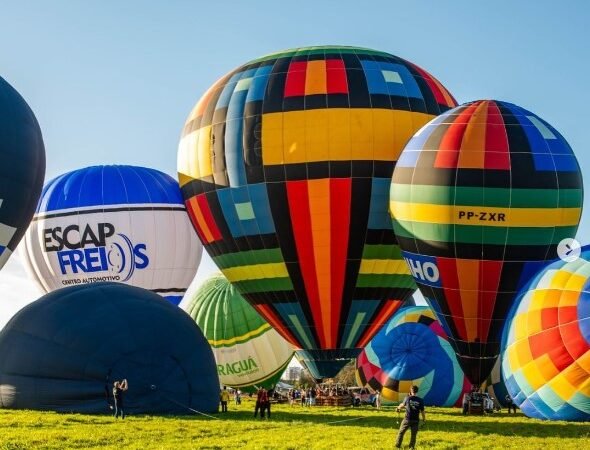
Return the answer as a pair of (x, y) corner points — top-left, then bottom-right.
(1, 398), (588, 449)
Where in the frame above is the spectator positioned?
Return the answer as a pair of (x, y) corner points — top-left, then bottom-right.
(395, 385), (425, 449)
(220, 386), (230, 412)
(505, 394), (517, 414)
(113, 379), (128, 419)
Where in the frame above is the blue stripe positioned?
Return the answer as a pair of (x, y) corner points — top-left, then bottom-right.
(361, 60), (422, 98)
(246, 65), (272, 103)
(164, 295), (183, 306)
(368, 178), (393, 229)
(37, 166), (183, 212)
(275, 303), (316, 348)
(225, 70), (250, 187)
(216, 184), (275, 238)
(341, 300), (380, 347)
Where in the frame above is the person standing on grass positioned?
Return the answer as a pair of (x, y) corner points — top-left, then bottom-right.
(505, 394), (517, 414)
(220, 386), (230, 412)
(234, 389), (242, 406)
(395, 385), (425, 449)
(374, 390), (381, 409)
(259, 388), (269, 419)
(254, 387), (264, 418)
(113, 379), (128, 419)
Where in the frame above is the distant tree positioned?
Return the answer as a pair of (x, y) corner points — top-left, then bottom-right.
(299, 369), (316, 388)
(332, 360), (356, 386)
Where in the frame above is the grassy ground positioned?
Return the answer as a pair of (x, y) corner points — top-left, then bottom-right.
(0, 398), (588, 449)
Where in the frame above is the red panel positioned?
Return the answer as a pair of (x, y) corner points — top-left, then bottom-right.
(560, 320), (590, 360)
(329, 178), (351, 346)
(541, 307), (560, 330)
(284, 61), (307, 97)
(547, 342), (575, 372)
(326, 59), (348, 94)
(286, 181), (325, 347)
(184, 199), (208, 243)
(435, 103), (478, 168)
(438, 257), (468, 341)
(484, 101), (510, 169)
(196, 194), (222, 241)
(529, 327), (562, 360)
(478, 260), (503, 341)
(558, 305), (578, 325)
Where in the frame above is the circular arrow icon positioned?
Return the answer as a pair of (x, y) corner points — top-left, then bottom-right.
(557, 238), (581, 263)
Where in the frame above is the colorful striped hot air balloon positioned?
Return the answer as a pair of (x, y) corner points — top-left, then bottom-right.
(178, 46), (456, 378)
(502, 248), (590, 421)
(356, 305), (470, 406)
(183, 275), (294, 392)
(390, 100), (583, 385)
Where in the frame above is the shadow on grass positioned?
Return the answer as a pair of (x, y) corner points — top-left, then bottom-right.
(158, 407), (587, 440)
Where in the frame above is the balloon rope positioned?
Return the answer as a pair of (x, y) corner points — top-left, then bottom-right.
(324, 416), (367, 425)
(161, 395), (220, 420)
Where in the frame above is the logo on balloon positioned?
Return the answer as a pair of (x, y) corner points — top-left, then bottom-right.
(42, 222), (149, 284)
(402, 252), (441, 287)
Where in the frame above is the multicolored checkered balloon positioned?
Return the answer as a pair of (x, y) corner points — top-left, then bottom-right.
(390, 100), (583, 385)
(502, 248), (590, 421)
(178, 46), (457, 378)
(356, 305), (470, 406)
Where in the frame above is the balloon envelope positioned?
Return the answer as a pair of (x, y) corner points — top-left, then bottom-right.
(391, 100), (583, 385)
(0, 76), (45, 270)
(22, 165), (202, 305)
(178, 46), (455, 370)
(502, 248), (590, 421)
(356, 305), (470, 406)
(0, 283), (219, 413)
(183, 274), (294, 392)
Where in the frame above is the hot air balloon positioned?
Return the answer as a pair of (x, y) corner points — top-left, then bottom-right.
(356, 305), (470, 406)
(22, 165), (202, 305)
(0, 283), (219, 413)
(0, 76), (45, 270)
(501, 248), (590, 421)
(177, 46), (457, 378)
(182, 274), (294, 392)
(390, 100), (583, 385)
(481, 358), (510, 408)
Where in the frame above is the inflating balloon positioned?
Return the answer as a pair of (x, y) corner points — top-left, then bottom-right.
(0, 76), (45, 270)
(356, 305), (470, 406)
(481, 358), (510, 408)
(391, 100), (583, 385)
(502, 248), (590, 421)
(178, 46), (456, 377)
(22, 165), (202, 305)
(182, 274), (294, 392)
(0, 283), (219, 414)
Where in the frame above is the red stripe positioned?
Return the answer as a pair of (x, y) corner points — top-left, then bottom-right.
(478, 260), (503, 341)
(437, 257), (468, 341)
(560, 319), (589, 360)
(196, 194), (222, 241)
(184, 199), (209, 243)
(356, 299), (404, 348)
(286, 180), (325, 347)
(284, 61), (307, 97)
(541, 307), (559, 330)
(435, 103), (478, 168)
(326, 59), (348, 94)
(253, 304), (300, 348)
(484, 101), (510, 169)
(329, 179), (351, 346)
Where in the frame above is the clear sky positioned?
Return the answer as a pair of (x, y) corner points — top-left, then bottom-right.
(1, 0), (589, 325)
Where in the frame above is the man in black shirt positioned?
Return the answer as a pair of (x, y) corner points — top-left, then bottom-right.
(113, 379), (128, 419)
(395, 385), (425, 449)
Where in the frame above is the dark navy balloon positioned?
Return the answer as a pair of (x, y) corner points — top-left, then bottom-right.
(0, 283), (219, 414)
(0, 76), (45, 269)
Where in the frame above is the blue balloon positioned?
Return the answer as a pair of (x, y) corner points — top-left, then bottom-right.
(0, 283), (219, 414)
(0, 76), (45, 269)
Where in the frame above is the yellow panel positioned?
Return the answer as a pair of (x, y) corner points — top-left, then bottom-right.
(177, 172), (194, 188)
(261, 112), (284, 165)
(548, 372), (577, 401)
(550, 269), (576, 290)
(533, 353), (560, 382)
(372, 109), (395, 160)
(576, 349), (590, 374)
(306, 109), (330, 161)
(513, 313), (530, 341)
(305, 60), (327, 95)
(283, 110), (307, 164)
(526, 309), (543, 336)
(350, 109), (373, 160)
(509, 338), (533, 368)
(559, 289), (582, 307)
(530, 288), (560, 310)
(389, 201), (581, 228)
(560, 362), (589, 393)
(521, 359), (549, 392)
(328, 109), (352, 160)
(197, 125), (213, 179)
(223, 262), (288, 282)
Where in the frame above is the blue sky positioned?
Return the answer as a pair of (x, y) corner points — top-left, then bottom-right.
(1, 0), (589, 322)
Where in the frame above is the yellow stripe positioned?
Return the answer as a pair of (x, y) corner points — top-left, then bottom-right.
(208, 323), (271, 347)
(178, 125), (213, 181)
(262, 109), (434, 165)
(221, 262), (288, 282)
(390, 201), (581, 227)
(359, 259), (411, 275)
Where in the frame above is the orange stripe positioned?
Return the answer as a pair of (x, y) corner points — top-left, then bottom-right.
(458, 101), (488, 168)
(305, 60), (327, 95)
(456, 259), (480, 341)
(308, 178), (333, 347)
(188, 197), (214, 243)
